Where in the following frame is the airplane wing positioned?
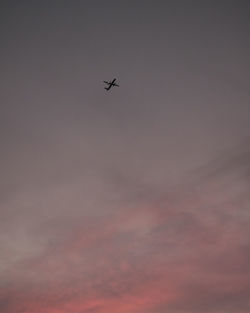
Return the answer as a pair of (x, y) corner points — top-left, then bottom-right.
(103, 81), (109, 84)
(113, 83), (119, 87)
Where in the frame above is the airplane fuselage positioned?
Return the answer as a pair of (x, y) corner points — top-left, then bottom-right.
(104, 78), (119, 90)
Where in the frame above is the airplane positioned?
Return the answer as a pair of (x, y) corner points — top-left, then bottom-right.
(103, 78), (119, 91)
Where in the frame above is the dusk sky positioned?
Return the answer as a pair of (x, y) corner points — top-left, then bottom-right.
(1, 1), (250, 313)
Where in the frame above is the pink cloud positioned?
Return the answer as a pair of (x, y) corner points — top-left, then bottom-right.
(1, 148), (250, 313)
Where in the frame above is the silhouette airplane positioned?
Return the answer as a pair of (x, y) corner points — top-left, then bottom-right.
(103, 78), (119, 91)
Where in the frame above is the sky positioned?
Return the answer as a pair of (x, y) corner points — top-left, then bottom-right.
(0, 1), (250, 312)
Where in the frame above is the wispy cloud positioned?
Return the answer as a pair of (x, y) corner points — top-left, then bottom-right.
(1, 142), (250, 313)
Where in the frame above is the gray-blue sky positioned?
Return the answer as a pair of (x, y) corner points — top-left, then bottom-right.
(0, 1), (250, 313)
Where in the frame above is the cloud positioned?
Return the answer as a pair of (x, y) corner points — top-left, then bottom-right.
(1, 140), (250, 313)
